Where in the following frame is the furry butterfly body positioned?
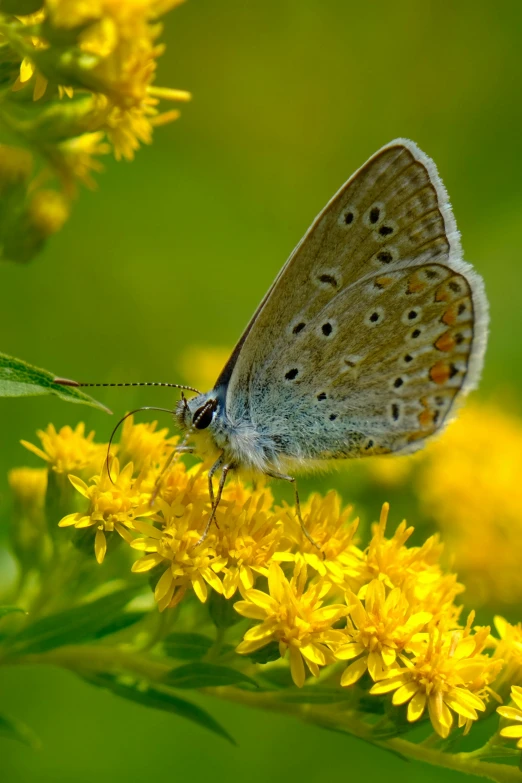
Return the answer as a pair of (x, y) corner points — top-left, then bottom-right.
(177, 139), (488, 495)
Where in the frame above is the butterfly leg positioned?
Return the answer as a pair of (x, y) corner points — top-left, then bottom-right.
(196, 456), (232, 547)
(264, 470), (321, 552)
(149, 445), (195, 507)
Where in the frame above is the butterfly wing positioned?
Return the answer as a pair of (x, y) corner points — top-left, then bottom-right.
(219, 139), (488, 462)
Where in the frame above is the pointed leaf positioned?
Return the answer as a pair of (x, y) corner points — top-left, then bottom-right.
(0, 352), (110, 413)
(208, 592), (242, 629)
(163, 632), (214, 660)
(164, 662), (258, 689)
(245, 641), (281, 665)
(0, 712), (41, 749)
(6, 586), (144, 654)
(84, 673), (235, 744)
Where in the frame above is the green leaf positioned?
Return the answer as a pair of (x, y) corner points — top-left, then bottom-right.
(93, 611), (147, 639)
(0, 606), (26, 621)
(6, 586), (143, 654)
(246, 641), (281, 665)
(0, 712), (41, 750)
(208, 592), (242, 629)
(163, 632), (214, 660)
(0, 352), (110, 413)
(84, 673), (235, 744)
(163, 662), (258, 690)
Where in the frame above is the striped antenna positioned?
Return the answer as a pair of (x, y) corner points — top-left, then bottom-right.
(54, 378), (202, 395)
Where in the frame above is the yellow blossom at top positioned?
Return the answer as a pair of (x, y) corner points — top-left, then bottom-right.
(59, 456), (151, 563)
(21, 422), (99, 475)
(336, 579), (432, 685)
(370, 618), (500, 738)
(235, 562), (349, 687)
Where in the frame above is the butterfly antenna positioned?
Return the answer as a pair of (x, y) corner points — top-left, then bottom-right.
(54, 379), (202, 395)
(105, 406), (178, 485)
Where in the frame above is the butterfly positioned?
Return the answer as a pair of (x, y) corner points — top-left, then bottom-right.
(58, 139), (488, 545)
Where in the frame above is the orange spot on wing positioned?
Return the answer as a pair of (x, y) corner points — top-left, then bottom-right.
(435, 331), (456, 352)
(442, 304), (459, 325)
(407, 273), (427, 294)
(429, 361), (451, 385)
(376, 276), (394, 288)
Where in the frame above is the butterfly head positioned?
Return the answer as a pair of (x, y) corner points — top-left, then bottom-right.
(175, 391), (220, 433)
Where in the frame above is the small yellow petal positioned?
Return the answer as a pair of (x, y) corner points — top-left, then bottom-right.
(289, 646), (306, 688)
(407, 690), (426, 722)
(94, 529), (107, 564)
(341, 656), (368, 687)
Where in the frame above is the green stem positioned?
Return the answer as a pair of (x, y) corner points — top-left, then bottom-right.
(4, 646), (522, 783)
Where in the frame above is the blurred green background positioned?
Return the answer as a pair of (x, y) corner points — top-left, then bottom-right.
(2, 0), (522, 780)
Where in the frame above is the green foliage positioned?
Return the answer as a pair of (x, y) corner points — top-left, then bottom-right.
(5, 586), (143, 654)
(84, 673), (235, 745)
(0, 712), (41, 750)
(163, 632), (214, 660)
(163, 662), (259, 690)
(0, 352), (109, 412)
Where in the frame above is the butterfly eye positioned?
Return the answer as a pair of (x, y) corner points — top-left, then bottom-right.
(192, 402), (216, 430)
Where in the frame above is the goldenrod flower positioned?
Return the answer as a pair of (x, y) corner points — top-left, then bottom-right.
(8, 466), (47, 510)
(274, 491), (360, 583)
(489, 616), (522, 696)
(337, 580), (432, 685)
(117, 415), (178, 474)
(131, 499), (227, 611)
(370, 620), (495, 737)
(214, 487), (284, 599)
(59, 457), (150, 563)
(21, 423), (98, 475)
(235, 562), (348, 687)
(353, 503), (463, 617)
(498, 686), (522, 748)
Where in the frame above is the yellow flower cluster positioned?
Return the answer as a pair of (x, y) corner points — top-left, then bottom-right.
(15, 416), (521, 742)
(0, 0), (188, 261)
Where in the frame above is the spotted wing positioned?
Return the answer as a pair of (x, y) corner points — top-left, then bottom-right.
(219, 139), (488, 461)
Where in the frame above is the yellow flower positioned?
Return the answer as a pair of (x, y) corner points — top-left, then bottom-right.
(58, 457), (150, 563)
(274, 491), (360, 583)
(489, 616), (522, 695)
(370, 620), (495, 738)
(8, 466), (47, 511)
(419, 402), (522, 607)
(235, 562), (348, 687)
(498, 686), (522, 748)
(11, 11), (49, 101)
(337, 580), (432, 685)
(214, 487), (284, 599)
(117, 415), (178, 474)
(131, 498), (227, 611)
(21, 423), (98, 475)
(353, 503), (463, 617)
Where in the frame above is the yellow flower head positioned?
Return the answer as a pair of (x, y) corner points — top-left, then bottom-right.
(214, 487), (284, 599)
(8, 466), (47, 512)
(490, 616), (522, 693)
(370, 618), (497, 738)
(235, 562), (349, 687)
(498, 686), (522, 748)
(131, 498), (227, 611)
(337, 579), (432, 686)
(117, 415), (178, 474)
(21, 423), (98, 475)
(275, 491), (360, 582)
(354, 503), (463, 616)
(59, 457), (150, 563)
